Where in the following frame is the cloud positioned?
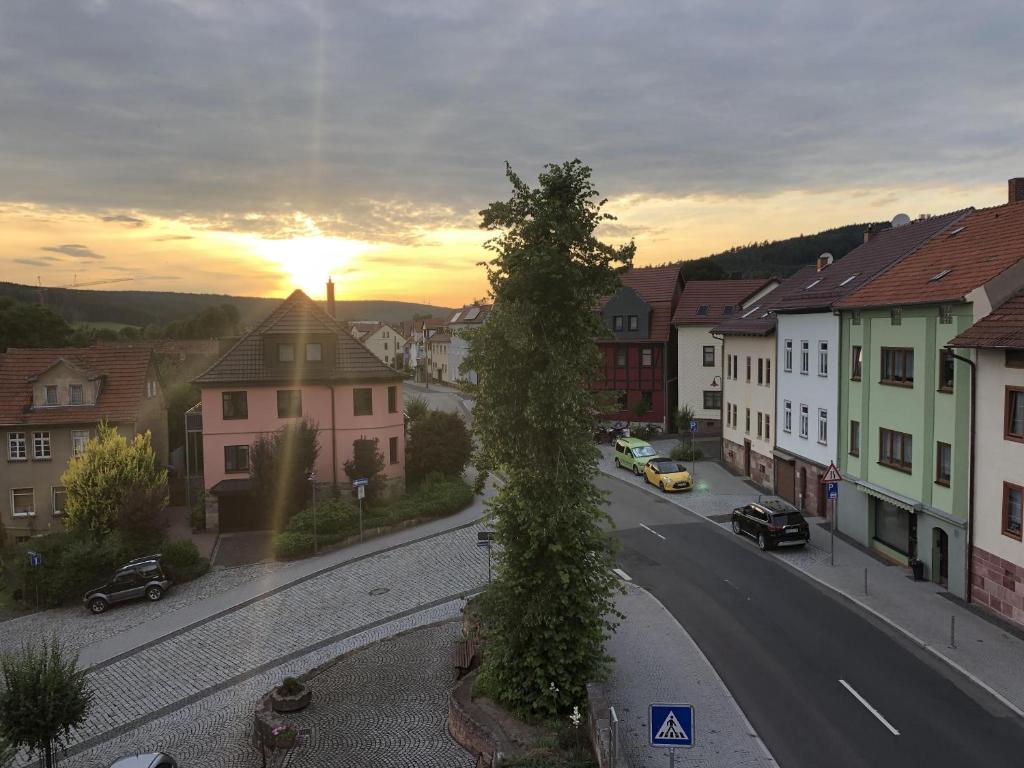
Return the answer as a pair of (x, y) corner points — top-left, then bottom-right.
(14, 257), (58, 267)
(153, 234), (193, 241)
(41, 243), (104, 260)
(101, 213), (146, 227)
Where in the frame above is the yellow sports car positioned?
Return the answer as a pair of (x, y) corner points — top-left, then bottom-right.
(644, 458), (693, 492)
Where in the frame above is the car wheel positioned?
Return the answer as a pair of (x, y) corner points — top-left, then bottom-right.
(633, 464), (642, 476)
(146, 586), (164, 602)
(732, 518), (741, 534)
(88, 597), (108, 615)
(614, 458), (621, 469)
(757, 533), (768, 551)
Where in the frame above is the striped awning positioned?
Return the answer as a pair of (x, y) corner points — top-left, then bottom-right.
(852, 478), (921, 513)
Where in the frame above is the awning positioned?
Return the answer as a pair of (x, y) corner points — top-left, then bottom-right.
(852, 478), (921, 513)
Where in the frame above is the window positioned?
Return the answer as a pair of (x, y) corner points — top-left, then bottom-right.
(703, 390), (721, 410)
(71, 430), (89, 457)
(146, 380), (158, 398)
(800, 341), (809, 374)
(640, 391), (653, 411)
(839, 273), (859, 286)
(11, 488), (34, 517)
(817, 409), (828, 445)
(222, 391), (248, 419)
(641, 348), (653, 367)
(388, 386), (398, 414)
(354, 388), (373, 416)
(879, 428), (913, 472)
(880, 348), (914, 386)
(757, 358), (764, 385)
(52, 487), (66, 516)
(224, 445), (250, 473)
(891, 307), (902, 325)
(702, 346), (715, 367)
(818, 341), (828, 377)
(1004, 482), (1023, 540)
(1007, 350), (1024, 369)
(277, 343), (295, 362)
(615, 349), (627, 368)
(627, 315), (638, 331)
(874, 500), (910, 555)
(746, 356), (751, 382)
(745, 408), (750, 433)
(935, 442), (951, 486)
(277, 389), (302, 418)
(696, 305), (709, 316)
(33, 432), (50, 460)
(69, 384), (84, 405)
(613, 315), (623, 331)
(757, 412), (763, 439)
(765, 358), (771, 386)
(784, 340), (792, 371)
(799, 405), (809, 439)
(851, 310), (862, 326)
(851, 346), (863, 381)
(306, 342), (322, 362)
(389, 436), (399, 464)
(764, 414), (771, 441)
(938, 349), (954, 392)
(726, 355), (733, 378)
(783, 401), (792, 433)
(1006, 387), (1024, 442)
(7, 432), (26, 461)
(939, 305), (953, 324)
(850, 420), (860, 456)
(45, 385), (58, 406)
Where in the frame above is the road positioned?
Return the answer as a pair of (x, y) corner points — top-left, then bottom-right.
(600, 473), (1024, 768)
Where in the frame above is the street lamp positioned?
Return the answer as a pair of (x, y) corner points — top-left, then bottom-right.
(307, 469), (318, 554)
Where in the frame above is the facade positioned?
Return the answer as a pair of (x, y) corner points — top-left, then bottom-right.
(195, 288), (406, 532)
(446, 304), (491, 386)
(426, 331), (451, 383)
(673, 279), (776, 435)
(835, 193), (1024, 598)
(0, 346), (167, 542)
(593, 265), (684, 429)
(359, 324), (406, 369)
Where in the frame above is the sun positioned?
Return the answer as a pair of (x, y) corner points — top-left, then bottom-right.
(255, 235), (373, 298)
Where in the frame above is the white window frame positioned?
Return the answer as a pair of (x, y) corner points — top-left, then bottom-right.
(33, 431), (51, 460)
(45, 385), (58, 406)
(783, 339), (793, 372)
(799, 405), (809, 439)
(8, 432), (26, 461)
(783, 401), (792, 433)
(69, 383), (84, 405)
(800, 341), (810, 375)
(52, 486), (67, 516)
(818, 341), (829, 377)
(817, 408), (828, 445)
(11, 488), (34, 517)
(71, 430), (89, 458)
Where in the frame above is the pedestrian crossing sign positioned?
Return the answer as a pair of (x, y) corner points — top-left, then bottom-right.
(649, 703), (694, 747)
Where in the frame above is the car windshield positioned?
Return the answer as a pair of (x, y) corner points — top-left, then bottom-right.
(652, 461), (685, 473)
(633, 446), (658, 457)
(771, 512), (804, 526)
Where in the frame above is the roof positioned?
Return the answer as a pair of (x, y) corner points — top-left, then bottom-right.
(194, 290), (403, 385)
(0, 345), (154, 426)
(208, 478), (253, 495)
(430, 331), (452, 343)
(448, 304), (492, 325)
(837, 202), (1024, 309)
(672, 279), (774, 325)
(949, 291), (1024, 349)
(711, 267), (820, 336)
(772, 209), (972, 312)
(603, 264), (684, 342)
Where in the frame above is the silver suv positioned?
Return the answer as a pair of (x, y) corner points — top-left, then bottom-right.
(83, 555), (171, 615)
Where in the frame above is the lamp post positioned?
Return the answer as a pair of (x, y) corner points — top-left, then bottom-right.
(711, 375), (722, 463)
(307, 469), (318, 554)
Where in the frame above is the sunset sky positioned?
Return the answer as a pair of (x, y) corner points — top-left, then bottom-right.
(2, 1), (1023, 306)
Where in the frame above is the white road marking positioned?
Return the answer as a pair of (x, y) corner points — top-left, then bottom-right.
(839, 679), (900, 736)
(612, 568), (633, 582)
(639, 523), (667, 540)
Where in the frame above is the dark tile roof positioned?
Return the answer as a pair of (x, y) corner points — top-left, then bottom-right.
(0, 346), (154, 426)
(949, 292), (1024, 349)
(772, 209), (972, 312)
(448, 304), (492, 325)
(194, 290), (403, 385)
(672, 279), (775, 325)
(711, 267), (820, 336)
(609, 264), (685, 342)
(837, 202), (1024, 309)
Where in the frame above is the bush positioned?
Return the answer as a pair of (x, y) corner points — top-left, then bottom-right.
(676, 405), (695, 433)
(670, 443), (703, 462)
(191, 493), (206, 531)
(272, 531), (316, 560)
(161, 540), (210, 582)
(406, 410), (472, 484)
(287, 498), (358, 537)
(630, 423), (661, 440)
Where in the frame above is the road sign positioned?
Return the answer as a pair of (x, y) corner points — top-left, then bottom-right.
(27, 551), (42, 568)
(356, 484), (365, 500)
(689, 420), (698, 433)
(822, 462), (843, 483)
(649, 703), (694, 748)
(352, 478), (370, 488)
(477, 531), (494, 548)
(826, 481), (839, 500)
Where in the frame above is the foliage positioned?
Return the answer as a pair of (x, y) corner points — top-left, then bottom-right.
(278, 677), (303, 695)
(191, 492), (207, 531)
(631, 396), (651, 421)
(406, 409), (473, 485)
(404, 395), (430, 423)
(61, 423), (167, 538)
(466, 160), (631, 719)
(0, 298), (74, 353)
(670, 443), (704, 462)
(250, 419), (320, 528)
(115, 484), (169, 545)
(675, 405), (695, 432)
(286, 497), (358, 536)
(165, 380), (201, 454)
(629, 423), (660, 440)
(160, 540), (209, 582)
(343, 437), (386, 504)
(0, 638), (93, 768)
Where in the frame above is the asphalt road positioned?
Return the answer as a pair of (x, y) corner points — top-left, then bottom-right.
(600, 473), (1024, 768)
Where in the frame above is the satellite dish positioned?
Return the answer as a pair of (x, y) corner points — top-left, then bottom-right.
(891, 213), (911, 228)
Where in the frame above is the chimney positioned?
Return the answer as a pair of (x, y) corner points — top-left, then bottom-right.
(863, 224), (875, 243)
(326, 278), (336, 318)
(816, 253), (834, 272)
(1009, 178), (1024, 204)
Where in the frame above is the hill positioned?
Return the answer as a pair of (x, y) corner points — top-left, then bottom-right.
(0, 283), (453, 329)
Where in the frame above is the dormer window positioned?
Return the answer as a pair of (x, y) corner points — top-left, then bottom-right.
(70, 384), (84, 405)
(305, 343), (322, 362)
(277, 343), (295, 362)
(45, 385), (58, 406)
(628, 315), (639, 331)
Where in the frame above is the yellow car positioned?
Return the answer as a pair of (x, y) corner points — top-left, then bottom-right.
(644, 458), (693, 492)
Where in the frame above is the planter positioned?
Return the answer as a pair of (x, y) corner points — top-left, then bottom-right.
(271, 685), (312, 713)
(273, 727), (298, 750)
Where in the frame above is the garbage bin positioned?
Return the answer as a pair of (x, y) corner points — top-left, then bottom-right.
(909, 558), (925, 581)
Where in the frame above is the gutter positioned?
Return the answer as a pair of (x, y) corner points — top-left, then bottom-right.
(711, 331), (726, 460)
(945, 347), (976, 603)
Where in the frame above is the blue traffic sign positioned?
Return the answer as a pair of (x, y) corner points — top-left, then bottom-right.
(649, 703), (694, 748)
(826, 481), (839, 500)
(27, 551), (42, 568)
(352, 478), (369, 488)
(689, 420), (698, 433)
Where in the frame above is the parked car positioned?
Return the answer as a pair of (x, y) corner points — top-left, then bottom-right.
(108, 754), (178, 768)
(84, 555), (171, 615)
(731, 502), (810, 550)
(643, 459), (693, 492)
(613, 437), (659, 475)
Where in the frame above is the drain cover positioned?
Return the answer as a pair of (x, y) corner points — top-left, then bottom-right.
(368, 587), (390, 596)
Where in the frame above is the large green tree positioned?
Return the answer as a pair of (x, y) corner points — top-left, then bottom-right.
(467, 160), (634, 718)
(406, 409), (472, 484)
(0, 298), (73, 352)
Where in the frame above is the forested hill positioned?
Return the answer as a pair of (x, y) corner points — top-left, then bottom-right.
(679, 221), (891, 280)
(0, 282), (452, 329)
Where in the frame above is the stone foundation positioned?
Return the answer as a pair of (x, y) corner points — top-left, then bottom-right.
(971, 547), (1024, 628)
(723, 438), (774, 493)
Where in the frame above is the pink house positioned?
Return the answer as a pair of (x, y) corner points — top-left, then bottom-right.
(194, 289), (406, 531)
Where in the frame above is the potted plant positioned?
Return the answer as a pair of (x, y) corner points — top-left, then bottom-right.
(271, 724), (297, 750)
(271, 677), (312, 713)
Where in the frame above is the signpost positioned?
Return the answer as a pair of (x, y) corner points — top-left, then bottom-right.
(27, 551), (41, 608)
(477, 531), (494, 582)
(689, 420), (698, 482)
(353, 478), (369, 541)
(649, 703), (694, 767)
(822, 462), (843, 565)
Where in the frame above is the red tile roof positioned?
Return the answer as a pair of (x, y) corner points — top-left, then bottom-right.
(672, 279), (774, 325)
(0, 346), (154, 426)
(836, 203), (1024, 309)
(607, 264), (685, 342)
(711, 267), (820, 336)
(949, 292), (1024, 349)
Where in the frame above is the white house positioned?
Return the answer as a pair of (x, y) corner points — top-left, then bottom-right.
(446, 304), (491, 386)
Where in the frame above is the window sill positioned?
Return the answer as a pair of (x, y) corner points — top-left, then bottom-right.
(11, 513), (35, 518)
(849, 452), (860, 458)
(7, 458), (27, 463)
(1002, 529), (1023, 542)
(879, 381), (914, 388)
(851, 376), (862, 382)
(937, 388), (953, 395)
(935, 479), (950, 488)
(32, 457), (52, 462)
(224, 470), (250, 475)
(1003, 433), (1024, 444)
(223, 416), (249, 421)
(877, 461), (913, 475)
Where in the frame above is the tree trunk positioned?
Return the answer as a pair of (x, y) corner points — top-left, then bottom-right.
(45, 740), (53, 768)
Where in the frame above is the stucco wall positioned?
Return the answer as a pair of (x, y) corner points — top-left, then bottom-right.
(721, 334), (776, 463)
(676, 325), (723, 425)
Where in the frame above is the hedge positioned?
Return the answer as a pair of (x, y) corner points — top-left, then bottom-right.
(670, 443), (704, 462)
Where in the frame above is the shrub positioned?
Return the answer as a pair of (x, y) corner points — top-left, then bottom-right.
(161, 540), (209, 583)
(670, 443), (703, 462)
(191, 492), (206, 531)
(278, 677), (302, 695)
(405, 395), (429, 423)
(343, 437), (386, 504)
(406, 409), (472, 484)
(287, 498), (358, 537)
(630, 423), (660, 440)
(272, 532), (316, 560)
(250, 419), (320, 526)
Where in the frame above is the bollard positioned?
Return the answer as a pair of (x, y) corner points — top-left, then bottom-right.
(950, 615), (956, 649)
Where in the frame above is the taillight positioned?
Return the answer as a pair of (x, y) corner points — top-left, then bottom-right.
(767, 525), (784, 532)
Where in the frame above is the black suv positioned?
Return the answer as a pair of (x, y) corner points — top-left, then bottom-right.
(731, 502), (810, 550)
(84, 556), (171, 614)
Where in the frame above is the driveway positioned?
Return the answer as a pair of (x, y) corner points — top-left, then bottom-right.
(212, 530), (277, 567)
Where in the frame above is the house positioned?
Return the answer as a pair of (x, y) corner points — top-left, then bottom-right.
(427, 330), (451, 383)
(0, 346), (167, 543)
(446, 304), (491, 386)
(347, 321), (382, 342)
(358, 323), (407, 369)
(593, 264), (685, 429)
(950, 291), (1024, 627)
(194, 287), (407, 532)
(773, 209), (970, 515)
(672, 279), (777, 435)
(834, 184), (1024, 598)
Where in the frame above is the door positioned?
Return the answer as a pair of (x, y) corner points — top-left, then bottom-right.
(798, 469), (807, 511)
(110, 569), (144, 602)
(743, 440), (752, 477)
(933, 528), (949, 586)
(776, 461), (795, 504)
(218, 493), (271, 532)
(816, 473), (827, 518)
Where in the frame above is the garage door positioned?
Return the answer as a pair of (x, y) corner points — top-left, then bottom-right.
(776, 460), (796, 505)
(217, 494), (272, 532)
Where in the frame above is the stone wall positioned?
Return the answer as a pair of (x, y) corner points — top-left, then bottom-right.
(971, 546), (1024, 628)
(723, 437), (774, 493)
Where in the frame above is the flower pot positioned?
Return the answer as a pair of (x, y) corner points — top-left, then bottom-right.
(271, 686), (312, 713)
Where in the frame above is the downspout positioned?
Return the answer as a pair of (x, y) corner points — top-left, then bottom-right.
(327, 383), (338, 491)
(712, 331), (725, 461)
(946, 347), (976, 603)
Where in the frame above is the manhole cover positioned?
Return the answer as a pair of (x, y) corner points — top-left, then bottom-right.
(368, 587), (390, 596)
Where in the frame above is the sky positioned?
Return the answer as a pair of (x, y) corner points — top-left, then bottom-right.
(2, 0), (1023, 307)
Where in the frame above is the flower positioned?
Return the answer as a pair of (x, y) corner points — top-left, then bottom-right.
(570, 706), (582, 729)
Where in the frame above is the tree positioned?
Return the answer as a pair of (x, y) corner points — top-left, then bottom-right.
(60, 423), (167, 538)
(466, 160), (634, 718)
(0, 638), (93, 768)
(0, 298), (73, 352)
(249, 419), (320, 527)
(343, 437), (386, 503)
(406, 410), (472, 484)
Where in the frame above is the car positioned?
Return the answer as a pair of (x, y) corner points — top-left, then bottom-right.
(613, 437), (660, 475)
(108, 754), (178, 768)
(644, 458), (693, 492)
(731, 502), (810, 550)
(84, 555), (171, 615)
